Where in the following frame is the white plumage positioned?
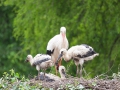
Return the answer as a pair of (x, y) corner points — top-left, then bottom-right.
(26, 54), (54, 79)
(46, 27), (69, 74)
(56, 44), (99, 77)
(39, 66), (66, 81)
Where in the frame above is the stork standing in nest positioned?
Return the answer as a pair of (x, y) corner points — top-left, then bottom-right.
(56, 44), (99, 77)
(46, 27), (69, 74)
(26, 54), (54, 79)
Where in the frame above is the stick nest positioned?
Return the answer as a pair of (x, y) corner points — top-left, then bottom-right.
(29, 75), (120, 90)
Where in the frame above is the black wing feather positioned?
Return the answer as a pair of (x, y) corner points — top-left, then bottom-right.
(33, 58), (51, 66)
(46, 49), (54, 56)
(77, 50), (96, 58)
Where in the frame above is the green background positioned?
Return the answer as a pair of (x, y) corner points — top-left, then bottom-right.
(0, 0), (120, 78)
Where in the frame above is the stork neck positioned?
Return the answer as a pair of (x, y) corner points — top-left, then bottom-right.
(29, 57), (34, 66)
(60, 73), (66, 79)
(60, 33), (66, 41)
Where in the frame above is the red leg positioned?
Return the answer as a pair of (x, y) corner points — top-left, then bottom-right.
(59, 58), (62, 66)
(55, 58), (62, 75)
(55, 66), (58, 75)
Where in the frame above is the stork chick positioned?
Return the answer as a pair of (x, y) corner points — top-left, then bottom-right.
(56, 44), (99, 77)
(26, 54), (54, 80)
(40, 65), (67, 81)
(46, 27), (69, 75)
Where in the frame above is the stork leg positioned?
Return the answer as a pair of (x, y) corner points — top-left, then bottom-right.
(79, 59), (84, 78)
(55, 66), (58, 75)
(36, 66), (40, 80)
(76, 65), (79, 77)
(74, 60), (79, 77)
(80, 65), (83, 77)
(54, 58), (62, 75)
(38, 70), (40, 80)
(59, 58), (62, 66)
(55, 58), (62, 75)
(43, 70), (46, 81)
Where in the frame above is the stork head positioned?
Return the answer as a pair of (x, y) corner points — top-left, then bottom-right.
(25, 55), (33, 62)
(60, 27), (66, 38)
(59, 66), (67, 79)
(59, 48), (67, 56)
(55, 48), (67, 66)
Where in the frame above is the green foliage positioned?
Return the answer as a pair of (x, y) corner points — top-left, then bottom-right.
(0, 69), (44, 89)
(0, 3), (35, 77)
(112, 72), (120, 79)
(0, 0), (120, 78)
(0, 4), (18, 76)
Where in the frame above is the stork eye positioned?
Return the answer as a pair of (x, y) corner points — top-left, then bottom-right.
(26, 59), (29, 62)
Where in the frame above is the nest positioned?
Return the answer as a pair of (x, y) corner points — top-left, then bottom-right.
(29, 75), (120, 90)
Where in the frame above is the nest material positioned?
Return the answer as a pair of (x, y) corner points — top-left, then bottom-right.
(29, 76), (120, 90)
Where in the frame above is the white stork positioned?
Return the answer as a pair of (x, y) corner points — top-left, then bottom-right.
(46, 27), (69, 74)
(39, 65), (67, 81)
(56, 44), (99, 77)
(26, 54), (54, 79)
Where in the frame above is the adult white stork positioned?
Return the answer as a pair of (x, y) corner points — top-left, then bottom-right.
(26, 54), (54, 80)
(39, 66), (67, 82)
(56, 44), (99, 77)
(46, 27), (69, 74)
